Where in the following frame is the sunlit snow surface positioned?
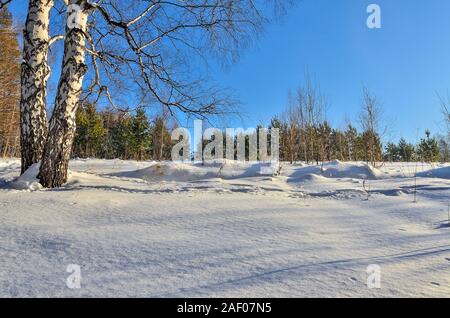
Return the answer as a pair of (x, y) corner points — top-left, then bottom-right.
(0, 159), (449, 297)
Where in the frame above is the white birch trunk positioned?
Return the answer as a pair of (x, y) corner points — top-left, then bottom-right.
(39, 0), (90, 188)
(20, 0), (53, 173)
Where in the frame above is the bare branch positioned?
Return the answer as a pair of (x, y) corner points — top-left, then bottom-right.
(0, 0), (13, 10)
(78, 0), (281, 119)
(49, 34), (64, 46)
(438, 92), (450, 133)
(127, 2), (159, 27)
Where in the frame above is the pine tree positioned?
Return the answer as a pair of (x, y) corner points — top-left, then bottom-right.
(131, 108), (151, 160)
(110, 113), (134, 160)
(384, 142), (399, 162)
(344, 125), (358, 161)
(73, 103), (106, 158)
(330, 129), (345, 161)
(417, 130), (440, 162)
(99, 108), (123, 159)
(397, 138), (415, 162)
(317, 121), (332, 162)
(360, 130), (383, 164)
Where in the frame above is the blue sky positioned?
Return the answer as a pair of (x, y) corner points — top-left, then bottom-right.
(9, 0), (450, 142)
(209, 0), (450, 142)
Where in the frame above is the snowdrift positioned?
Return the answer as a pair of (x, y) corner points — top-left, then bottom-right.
(8, 163), (43, 191)
(287, 172), (330, 185)
(417, 166), (450, 179)
(114, 162), (218, 182)
(112, 161), (278, 182)
(321, 160), (381, 179)
(287, 160), (381, 183)
(0, 160), (17, 168)
(6, 163), (109, 191)
(111, 160), (381, 185)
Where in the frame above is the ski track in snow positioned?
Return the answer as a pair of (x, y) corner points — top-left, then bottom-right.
(0, 159), (449, 297)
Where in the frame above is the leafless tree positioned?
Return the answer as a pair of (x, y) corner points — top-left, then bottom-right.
(359, 87), (384, 166)
(303, 75), (326, 164)
(279, 74), (327, 164)
(281, 91), (300, 163)
(438, 93), (450, 134)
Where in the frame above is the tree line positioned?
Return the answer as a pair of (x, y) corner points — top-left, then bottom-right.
(270, 83), (387, 165)
(73, 104), (173, 161)
(70, 98), (450, 164)
(0, 6), (20, 157)
(271, 83), (450, 164)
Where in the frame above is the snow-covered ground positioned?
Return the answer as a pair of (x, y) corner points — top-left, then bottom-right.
(0, 159), (449, 297)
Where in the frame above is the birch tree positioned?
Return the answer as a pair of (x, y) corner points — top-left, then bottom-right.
(19, 0), (55, 173)
(39, 0), (91, 187)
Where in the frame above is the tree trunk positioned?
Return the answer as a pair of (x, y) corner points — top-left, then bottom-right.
(20, 0), (54, 173)
(160, 123), (164, 161)
(39, 0), (90, 188)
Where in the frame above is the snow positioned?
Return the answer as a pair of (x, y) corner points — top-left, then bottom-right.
(113, 160), (277, 182)
(321, 160), (382, 179)
(8, 163), (43, 191)
(0, 159), (449, 297)
(417, 166), (450, 180)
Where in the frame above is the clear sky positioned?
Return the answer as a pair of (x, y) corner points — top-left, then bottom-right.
(209, 0), (450, 142)
(9, 0), (450, 142)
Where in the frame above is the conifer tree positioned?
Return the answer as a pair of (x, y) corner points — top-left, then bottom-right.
(417, 130), (440, 162)
(73, 103), (106, 158)
(132, 108), (151, 161)
(397, 138), (415, 162)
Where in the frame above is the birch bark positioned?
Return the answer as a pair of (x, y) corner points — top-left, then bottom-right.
(39, 0), (90, 187)
(20, 0), (53, 173)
